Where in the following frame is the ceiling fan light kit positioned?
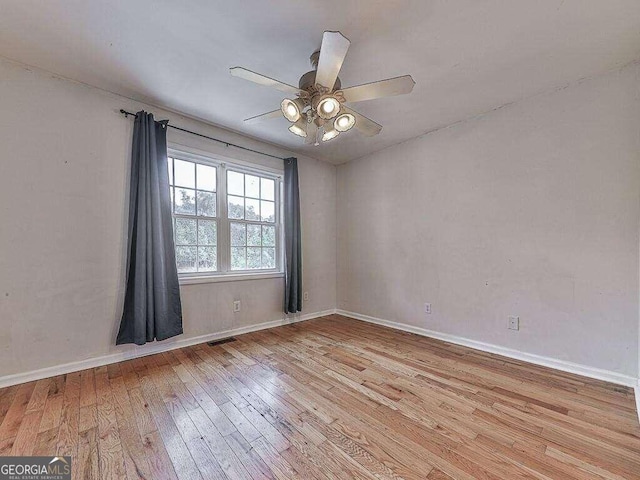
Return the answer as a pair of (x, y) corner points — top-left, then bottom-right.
(334, 112), (355, 132)
(230, 31), (415, 145)
(322, 122), (340, 142)
(281, 97), (305, 122)
(288, 115), (308, 138)
(315, 95), (341, 119)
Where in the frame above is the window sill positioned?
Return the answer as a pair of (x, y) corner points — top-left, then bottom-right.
(179, 272), (284, 285)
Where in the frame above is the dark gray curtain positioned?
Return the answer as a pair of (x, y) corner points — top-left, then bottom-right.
(284, 157), (303, 313)
(117, 111), (183, 345)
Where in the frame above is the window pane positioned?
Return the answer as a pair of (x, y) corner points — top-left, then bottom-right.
(261, 200), (275, 222)
(262, 225), (275, 246)
(176, 246), (197, 273)
(174, 159), (195, 188)
(245, 175), (260, 198)
(245, 198), (260, 221)
(228, 171), (244, 196)
(262, 248), (276, 269)
(198, 220), (217, 245)
(169, 187), (174, 213)
(247, 247), (261, 269)
(247, 224), (261, 246)
(175, 188), (196, 215)
(231, 247), (246, 270)
(175, 218), (197, 245)
(230, 222), (246, 246)
(197, 164), (216, 191)
(261, 178), (274, 200)
(228, 195), (244, 219)
(168, 158), (174, 185)
(197, 191), (216, 217)
(198, 246), (217, 271)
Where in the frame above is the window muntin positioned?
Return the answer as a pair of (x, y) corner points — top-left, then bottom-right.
(168, 151), (281, 278)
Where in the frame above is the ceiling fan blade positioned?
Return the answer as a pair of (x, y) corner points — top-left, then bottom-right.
(305, 121), (318, 145)
(315, 31), (350, 91)
(244, 110), (282, 124)
(230, 67), (301, 95)
(342, 106), (382, 136)
(341, 75), (415, 103)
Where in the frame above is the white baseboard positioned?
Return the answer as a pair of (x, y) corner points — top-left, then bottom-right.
(5, 307), (637, 424)
(0, 309), (334, 389)
(336, 309), (639, 389)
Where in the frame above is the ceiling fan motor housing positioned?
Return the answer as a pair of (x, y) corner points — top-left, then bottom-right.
(298, 70), (342, 92)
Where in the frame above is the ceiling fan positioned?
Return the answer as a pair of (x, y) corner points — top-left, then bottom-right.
(230, 31), (415, 145)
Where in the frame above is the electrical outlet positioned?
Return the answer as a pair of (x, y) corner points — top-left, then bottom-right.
(424, 303), (432, 314)
(508, 315), (519, 330)
(233, 300), (241, 313)
(303, 291), (309, 301)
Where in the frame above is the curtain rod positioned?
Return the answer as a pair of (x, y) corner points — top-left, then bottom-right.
(119, 109), (287, 161)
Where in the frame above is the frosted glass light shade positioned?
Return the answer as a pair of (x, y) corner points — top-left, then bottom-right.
(334, 112), (355, 132)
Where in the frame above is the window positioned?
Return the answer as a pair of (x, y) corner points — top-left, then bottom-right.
(227, 170), (277, 270)
(168, 150), (282, 279)
(169, 158), (218, 273)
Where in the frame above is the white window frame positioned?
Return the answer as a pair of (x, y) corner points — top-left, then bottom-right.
(168, 147), (284, 284)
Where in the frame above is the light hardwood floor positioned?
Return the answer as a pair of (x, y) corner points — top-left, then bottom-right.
(0, 314), (639, 479)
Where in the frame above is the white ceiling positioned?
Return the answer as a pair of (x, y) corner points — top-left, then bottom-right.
(2, 1), (640, 164)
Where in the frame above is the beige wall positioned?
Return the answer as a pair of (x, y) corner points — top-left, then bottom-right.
(0, 58), (336, 377)
(337, 64), (640, 378)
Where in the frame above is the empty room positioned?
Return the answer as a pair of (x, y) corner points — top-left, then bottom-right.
(0, 1), (639, 479)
